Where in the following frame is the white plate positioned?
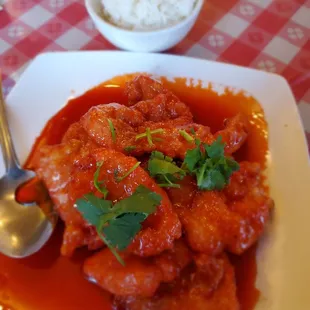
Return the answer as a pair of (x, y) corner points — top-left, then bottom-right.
(2, 51), (310, 310)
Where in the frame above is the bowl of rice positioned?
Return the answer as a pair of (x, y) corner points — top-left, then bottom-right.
(85, 0), (204, 52)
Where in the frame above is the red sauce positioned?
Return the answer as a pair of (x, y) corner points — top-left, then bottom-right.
(0, 75), (268, 310)
(230, 246), (260, 310)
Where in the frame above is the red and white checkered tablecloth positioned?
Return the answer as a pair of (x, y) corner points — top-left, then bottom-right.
(1, 0), (310, 150)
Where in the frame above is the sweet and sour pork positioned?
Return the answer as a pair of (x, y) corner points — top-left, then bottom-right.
(33, 75), (273, 309)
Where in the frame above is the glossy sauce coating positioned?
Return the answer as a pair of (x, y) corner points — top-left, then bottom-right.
(0, 74), (268, 310)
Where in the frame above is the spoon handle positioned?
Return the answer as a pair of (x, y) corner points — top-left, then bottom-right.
(0, 74), (20, 173)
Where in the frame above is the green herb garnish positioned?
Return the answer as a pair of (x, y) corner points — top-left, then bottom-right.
(107, 119), (116, 143)
(135, 128), (164, 146)
(179, 130), (195, 143)
(94, 161), (109, 199)
(146, 128), (152, 146)
(153, 138), (163, 142)
(124, 146), (136, 153)
(116, 162), (141, 182)
(148, 151), (186, 188)
(76, 184), (161, 265)
(183, 136), (239, 190)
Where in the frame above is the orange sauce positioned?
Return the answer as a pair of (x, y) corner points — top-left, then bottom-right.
(230, 246), (260, 310)
(0, 74), (268, 310)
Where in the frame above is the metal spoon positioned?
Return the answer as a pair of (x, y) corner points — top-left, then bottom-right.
(0, 76), (57, 258)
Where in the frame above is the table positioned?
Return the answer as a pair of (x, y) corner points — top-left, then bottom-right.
(0, 0), (309, 150)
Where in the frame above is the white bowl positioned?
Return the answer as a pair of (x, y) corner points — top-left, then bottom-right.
(85, 0), (204, 52)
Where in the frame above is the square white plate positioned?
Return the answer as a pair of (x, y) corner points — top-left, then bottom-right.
(2, 51), (310, 310)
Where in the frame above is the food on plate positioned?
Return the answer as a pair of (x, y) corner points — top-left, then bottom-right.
(29, 75), (273, 309)
(35, 143), (182, 258)
(167, 162), (272, 255)
(113, 253), (239, 310)
(101, 0), (197, 31)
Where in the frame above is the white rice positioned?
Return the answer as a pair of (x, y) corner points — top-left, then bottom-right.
(101, 0), (197, 31)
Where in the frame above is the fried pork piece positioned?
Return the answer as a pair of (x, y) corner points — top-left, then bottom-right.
(154, 239), (192, 283)
(79, 102), (194, 155)
(70, 108), (247, 161)
(166, 176), (197, 210)
(132, 121), (214, 159)
(84, 249), (162, 298)
(125, 75), (178, 105)
(133, 94), (192, 123)
(113, 254), (239, 310)
(125, 75), (248, 154)
(34, 139), (93, 225)
(215, 113), (249, 155)
(125, 75), (193, 122)
(131, 113), (248, 159)
(84, 239), (192, 298)
(91, 149), (182, 257)
(168, 162), (272, 256)
(80, 103), (141, 150)
(62, 122), (91, 144)
(76, 84), (247, 158)
(179, 191), (233, 255)
(66, 112), (247, 161)
(224, 161), (273, 253)
(192, 253), (225, 295)
(34, 139), (101, 256)
(34, 143), (181, 257)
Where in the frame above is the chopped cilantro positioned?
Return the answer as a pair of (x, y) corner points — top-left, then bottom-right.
(153, 137), (163, 142)
(183, 139), (201, 172)
(183, 136), (239, 190)
(135, 128), (164, 146)
(107, 119), (116, 143)
(179, 130), (194, 143)
(116, 162), (141, 182)
(146, 128), (152, 146)
(148, 151), (186, 188)
(93, 161), (109, 199)
(75, 194), (112, 227)
(205, 136), (224, 158)
(76, 185), (161, 266)
(124, 146), (136, 153)
(102, 213), (147, 251)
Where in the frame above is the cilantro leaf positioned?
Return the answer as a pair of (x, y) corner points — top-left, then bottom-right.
(124, 146), (136, 153)
(83, 193), (112, 212)
(198, 169), (226, 190)
(94, 161), (109, 199)
(148, 151), (186, 188)
(103, 213), (147, 250)
(75, 195), (111, 226)
(179, 130), (194, 143)
(131, 185), (162, 204)
(75, 184), (161, 265)
(205, 136), (225, 158)
(116, 162), (141, 183)
(111, 185), (161, 216)
(95, 227), (125, 266)
(183, 135), (239, 191)
(183, 145), (201, 172)
(148, 152), (183, 176)
(107, 119), (116, 143)
(221, 157), (240, 179)
(135, 128), (164, 146)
